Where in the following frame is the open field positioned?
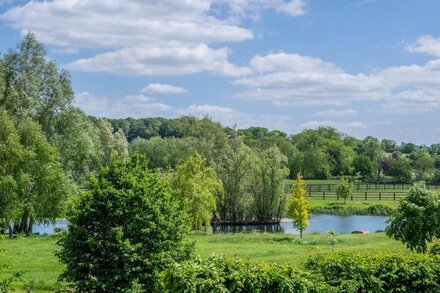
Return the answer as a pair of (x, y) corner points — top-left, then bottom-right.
(0, 233), (410, 292)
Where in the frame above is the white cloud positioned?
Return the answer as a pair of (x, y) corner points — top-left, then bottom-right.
(141, 83), (188, 95)
(75, 92), (109, 116)
(1, 0), (253, 49)
(67, 45), (251, 76)
(406, 35), (440, 57)
(299, 120), (368, 130)
(76, 92), (172, 118)
(312, 109), (358, 118)
(213, 0), (306, 18)
(233, 52), (385, 106)
(1, 0), (306, 76)
(232, 48), (440, 113)
(177, 104), (291, 130)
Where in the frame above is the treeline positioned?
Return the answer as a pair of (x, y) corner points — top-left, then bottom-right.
(110, 117), (440, 184)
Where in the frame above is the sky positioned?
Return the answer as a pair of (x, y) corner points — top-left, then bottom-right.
(1, 0), (440, 144)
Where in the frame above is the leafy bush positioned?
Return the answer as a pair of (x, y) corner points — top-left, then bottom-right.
(430, 240), (440, 255)
(305, 253), (440, 292)
(163, 253), (440, 292)
(57, 155), (193, 292)
(162, 254), (328, 292)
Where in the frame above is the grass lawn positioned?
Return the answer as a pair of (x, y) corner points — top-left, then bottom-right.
(0, 232), (409, 292)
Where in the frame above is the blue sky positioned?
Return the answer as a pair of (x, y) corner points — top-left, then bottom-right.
(1, 0), (440, 144)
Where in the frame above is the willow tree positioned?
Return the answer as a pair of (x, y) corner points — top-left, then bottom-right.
(217, 131), (256, 221)
(0, 112), (69, 236)
(287, 174), (310, 238)
(170, 153), (223, 230)
(253, 146), (289, 221)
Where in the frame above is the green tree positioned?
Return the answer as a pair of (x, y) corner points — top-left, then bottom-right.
(0, 111), (23, 237)
(302, 145), (330, 179)
(95, 118), (129, 165)
(358, 136), (384, 180)
(412, 149), (434, 180)
(57, 154), (193, 292)
(217, 131), (256, 221)
(169, 153), (223, 230)
(386, 183), (440, 253)
(353, 155), (375, 180)
(387, 159), (412, 183)
(336, 178), (352, 204)
(253, 146), (290, 221)
(0, 112), (69, 236)
(287, 174), (309, 238)
(130, 136), (195, 170)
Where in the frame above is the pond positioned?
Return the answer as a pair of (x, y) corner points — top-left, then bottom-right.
(211, 215), (388, 234)
(30, 215), (388, 235)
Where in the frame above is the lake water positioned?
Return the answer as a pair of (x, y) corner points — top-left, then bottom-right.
(212, 215), (388, 234)
(31, 215), (388, 235)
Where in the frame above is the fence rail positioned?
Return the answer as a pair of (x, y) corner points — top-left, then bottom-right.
(305, 191), (407, 201)
(282, 182), (440, 201)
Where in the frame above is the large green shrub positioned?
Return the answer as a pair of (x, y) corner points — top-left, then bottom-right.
(57, 154), (193, 292)
(162, 254), (327, 292)
(305, 253), (440, 292)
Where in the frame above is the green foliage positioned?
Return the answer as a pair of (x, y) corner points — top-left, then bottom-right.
(287, 174), (310, 238)
(311, 203), (395, 216)
(305, 253), (440, 292)
(430, 240), (440, 255)
(0, 264), (22, 293)
(252, 146), (290, 221)
(57, 154), (193, 292)
(0, 111), (69, 235)
(129, 136), (195, 170)
(387, 159), (412, 183)
(169, 153), (223, 230)
(164, 253), (440, 292)
(216, 132), (256, 221)
(386, 183), (440, 253)
(162, 255), (325, 293)
(336, 178), (353, 204)
(353, 155), (375, 179)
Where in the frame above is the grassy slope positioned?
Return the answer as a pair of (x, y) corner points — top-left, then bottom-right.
(0, 233), (408, 292)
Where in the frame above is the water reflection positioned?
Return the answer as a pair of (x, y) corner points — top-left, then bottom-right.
(27, 214), (388, 235)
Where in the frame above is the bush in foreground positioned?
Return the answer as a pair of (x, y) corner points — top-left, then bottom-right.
(57, 155), (193, 292)
(162, 254), (327, 292)
(163, 253), (440, 292)
(305, 253), (440, 292)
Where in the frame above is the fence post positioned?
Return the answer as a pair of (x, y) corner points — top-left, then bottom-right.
(379, 192), (381, 201)
(323, 191), (325, 199)
(351, 194), (353, 200)
(365, 192), (367, 200)
(393, 192), (396, 200)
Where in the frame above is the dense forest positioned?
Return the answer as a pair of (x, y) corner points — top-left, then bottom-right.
(1, 34), (440, 228)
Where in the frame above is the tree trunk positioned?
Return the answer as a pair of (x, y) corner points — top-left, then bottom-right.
(300, 229), (303, 239)
(8, 224), (14, 239)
